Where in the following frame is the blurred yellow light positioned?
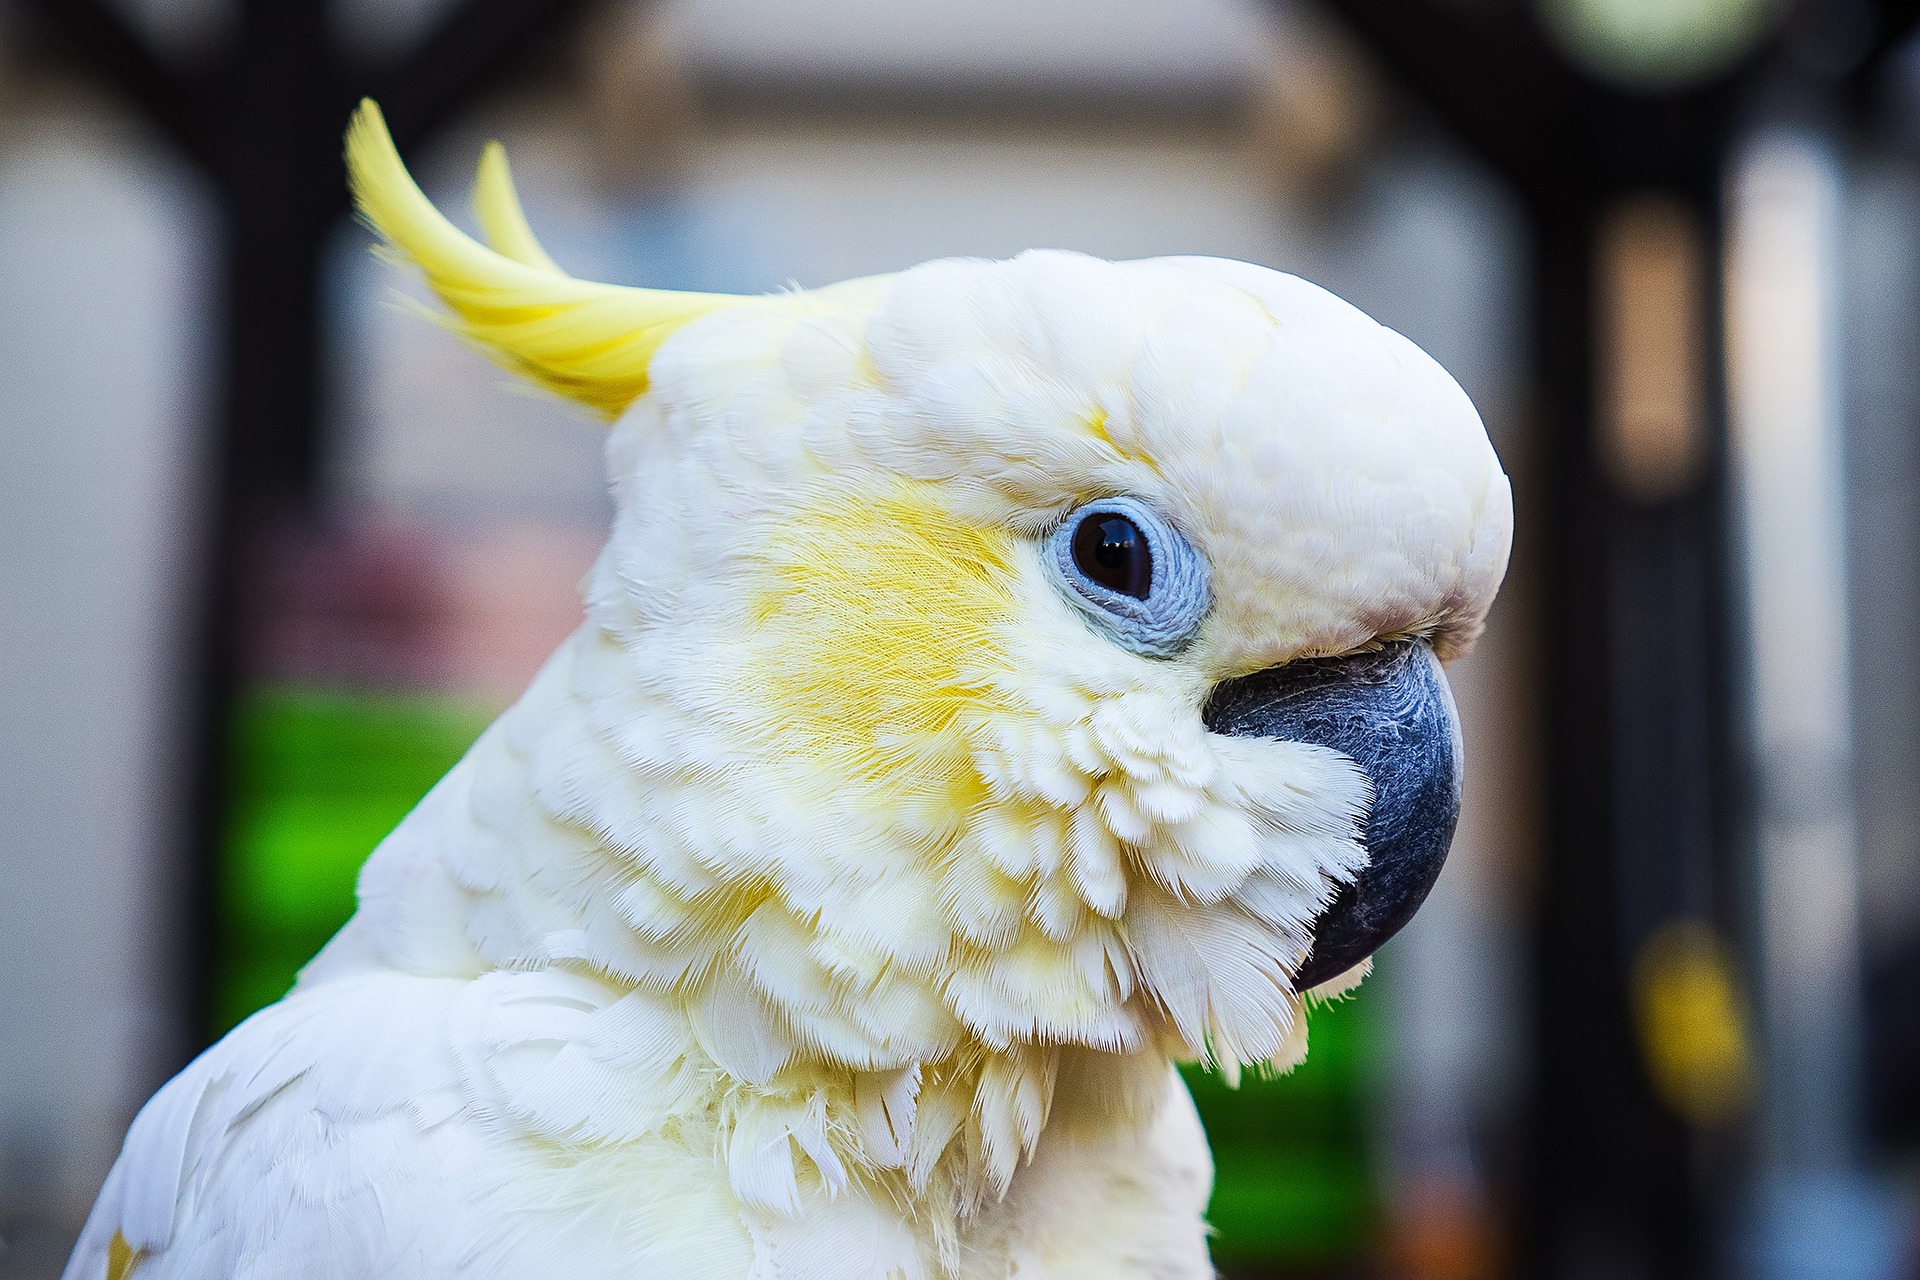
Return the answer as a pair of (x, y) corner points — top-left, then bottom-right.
(1539, 0), (1783, 90)
(1632, 919), (1756, 1126)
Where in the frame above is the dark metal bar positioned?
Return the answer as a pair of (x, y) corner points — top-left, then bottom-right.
(1523, 197), (1728, 1279)
(19, 0), (211, 166)
(376, 0), (604, 148)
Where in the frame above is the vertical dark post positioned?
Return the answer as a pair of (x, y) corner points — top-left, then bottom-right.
(1311, 1), (1916, 1273)
(23, 0), (605, 1056)
(180, 0), (335, 1044)
(1525, 202), (1630, 1275)
(1526, 184), (1726, 1279)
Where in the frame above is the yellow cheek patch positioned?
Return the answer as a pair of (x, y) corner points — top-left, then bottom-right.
(745, 483), (1018, 802)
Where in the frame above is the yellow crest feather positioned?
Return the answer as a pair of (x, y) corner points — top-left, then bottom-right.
(471, 141), (563, 274)
(345, 99), (745, 419)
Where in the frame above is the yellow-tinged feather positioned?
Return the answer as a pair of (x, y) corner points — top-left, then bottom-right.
(746, 483), (1018, 802)
(343, 99), (744, 418)
(105, 1232), (141, 1280)
(471, 141), (562, 273)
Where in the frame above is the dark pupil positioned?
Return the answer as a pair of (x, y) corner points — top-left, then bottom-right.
(1071, 513), (1152, 599)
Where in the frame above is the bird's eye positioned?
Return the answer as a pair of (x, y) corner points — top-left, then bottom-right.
(1047, 496), (1211, 657)
(1071, 513), (1152, 599)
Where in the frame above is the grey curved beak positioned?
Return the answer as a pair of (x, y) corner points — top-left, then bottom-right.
(1202, 640), (1462, 990)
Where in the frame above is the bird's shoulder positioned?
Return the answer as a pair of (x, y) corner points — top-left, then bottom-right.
(64, 967), (739, 1280)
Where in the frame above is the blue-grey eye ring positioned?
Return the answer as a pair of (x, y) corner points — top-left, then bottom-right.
(1047, 496), (1211, 657)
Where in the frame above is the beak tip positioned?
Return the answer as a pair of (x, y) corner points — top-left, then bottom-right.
(1204, 641), (1462, 993)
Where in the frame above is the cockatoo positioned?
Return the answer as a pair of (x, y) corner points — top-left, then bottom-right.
(67, 100), (1510, 1280)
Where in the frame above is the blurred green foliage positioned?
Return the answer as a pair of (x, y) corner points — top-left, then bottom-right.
(216, 685), (492, 1032)
(218, 684), (1378, 1265)
(1186, 993), (1378, 1266)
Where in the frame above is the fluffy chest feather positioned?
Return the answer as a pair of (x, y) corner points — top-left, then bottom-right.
(68, 967), (1212, 1280)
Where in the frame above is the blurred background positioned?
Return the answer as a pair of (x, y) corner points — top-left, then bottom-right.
(1, 0), (1918, 1276)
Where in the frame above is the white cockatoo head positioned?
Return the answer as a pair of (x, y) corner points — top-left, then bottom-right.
(344, 103), (1510, 1202)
